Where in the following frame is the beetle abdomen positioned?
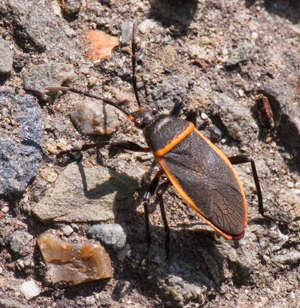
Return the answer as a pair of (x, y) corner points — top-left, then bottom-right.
(154, 126), (247, 238)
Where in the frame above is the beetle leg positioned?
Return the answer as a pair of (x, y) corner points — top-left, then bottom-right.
(156, 180), (172, 260)
(228, 155), (289, 223)
(185, 109), (197, 125)
(132, 21), (142, 109)
(57, 140), (151, 162)
(109, 140), (151, 152)
(143, 169), (164, 247)
(170, 99), (184, 117)
(227, 156), (263, 214)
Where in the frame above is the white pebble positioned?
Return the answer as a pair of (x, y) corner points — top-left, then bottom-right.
(201, 112), (208, 120)
(62, 225), (74, 236)
(1, 206), (9, 213)
(20, 280), (41, 300)
(138, 19), (156, 34)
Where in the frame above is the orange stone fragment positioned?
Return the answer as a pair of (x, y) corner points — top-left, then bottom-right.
(37, 232), (113, 285)
(86, 30), (119, 62)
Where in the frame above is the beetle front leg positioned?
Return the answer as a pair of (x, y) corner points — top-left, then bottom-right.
(57, 140), (151, 162)
(185, 109), (197, 125)
(143, 169), (164, 247)
(156, 180), (172, 260)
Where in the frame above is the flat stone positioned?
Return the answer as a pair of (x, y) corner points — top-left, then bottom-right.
(37, 232), (113, 285)
(0, 37), (13, 74)
(23, 63), (74, 99)
(33, 163), (138, 223)
(3, 0), (67, 51)
(0, 299), (32, 308)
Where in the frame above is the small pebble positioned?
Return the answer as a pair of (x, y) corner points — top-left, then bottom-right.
(20, 280), (41, 300)
(117, 244), (131, 262)
(61, 225), (73, 236)
(138, 19), (156, 34)
(200, 112), (208, 120)
(1, 206), (9, 213)
(87, 224), (127, 251)
(88, 75), (98, 87)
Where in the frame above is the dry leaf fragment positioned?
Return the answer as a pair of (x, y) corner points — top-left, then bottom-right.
(86, 30), (119, 62)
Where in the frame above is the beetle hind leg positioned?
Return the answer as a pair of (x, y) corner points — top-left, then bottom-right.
(228, 155), (289, 223)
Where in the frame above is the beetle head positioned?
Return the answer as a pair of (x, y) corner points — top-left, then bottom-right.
(131, 107), (158, 129)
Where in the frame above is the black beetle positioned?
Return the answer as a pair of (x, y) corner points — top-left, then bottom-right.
(48, 22), (282, 259)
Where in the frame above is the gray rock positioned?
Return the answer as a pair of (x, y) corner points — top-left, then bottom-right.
(226, 43), (254, 67)
(23, 63), (74, 99)
(2, 0), (67, 51)
(0, 37), (13, 74)
(271, 249), (300, 265)
(160, 275), (205, 304)
(88, 224), (127, 251)
(0, 89), (43, 196)
(33, 164), (139, 223)
(8, 230), (34, 255)
(212, 92), (258, 143)
(62, 0), (83, 15)
(264, 80), (300, 158)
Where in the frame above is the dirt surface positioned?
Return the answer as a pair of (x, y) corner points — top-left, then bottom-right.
(1, 0), (300, 307)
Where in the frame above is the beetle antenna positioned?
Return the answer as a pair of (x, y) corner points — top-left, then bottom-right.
(132, 21), (142, 110)
(46, 86), (133, 119)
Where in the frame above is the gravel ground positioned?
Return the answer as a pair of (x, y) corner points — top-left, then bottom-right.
(1, 0), (300, 307)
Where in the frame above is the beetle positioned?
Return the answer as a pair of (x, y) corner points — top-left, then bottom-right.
(48, 22), (279, 259)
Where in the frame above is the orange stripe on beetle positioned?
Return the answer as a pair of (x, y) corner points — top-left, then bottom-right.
(154, 122), (194, 157)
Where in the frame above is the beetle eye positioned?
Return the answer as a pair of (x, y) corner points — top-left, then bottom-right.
(135, 118), (144, 129)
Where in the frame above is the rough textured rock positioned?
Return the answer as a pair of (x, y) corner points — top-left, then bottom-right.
(0, 89), (43, 197)
(87, 223), (127, 251)
(0, 37), (13, 75)
(33, 164), (138, 223)
(70, 98), (122, 135)
(23, 63), (75, 99)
